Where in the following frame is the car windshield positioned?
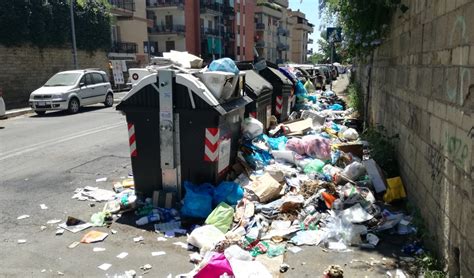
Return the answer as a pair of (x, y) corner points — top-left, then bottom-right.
(44, 72), (82, 87)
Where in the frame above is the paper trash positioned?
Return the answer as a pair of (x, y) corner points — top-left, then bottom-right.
(80, 230), (108, 243)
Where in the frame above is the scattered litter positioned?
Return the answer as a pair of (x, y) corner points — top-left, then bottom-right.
(323, 265), (344, 278)
(280, 263), (290, 273)
(55, 229), (65, 236)
(341, 203), (374, 223)
(288, 246), (302, 254)
(328, 241), (349, 251)
(57, 271), (64, 276)
(133, 236), (144, 242)
(41, 269), (46, 273)
(98, 263), (112, 271)
(111, 229), (117, 234)
(68, 241), (80, 249)
(154, 221), (183, 237)
(96, 177), (108, 182)
(72, 186), (115, 202)
(93, 247), (106, 252)
(151, 251), (166, 256)
(40, 204), (48, 210)
(46, 219), (61, 224)
(366, 233), (379, 246)
(40, 226), (47, 231)
(189, 252), (203, 263)
(116, 252), (128, 259)
(59, 217), (92, 233)
(140, 264), (152, 271)
(80, 231), (108, 243)
(173, 242), (188, 249)
(17, 239), (27, 244)
(17, 215), (29, 220)
(157, 237), (167, 242)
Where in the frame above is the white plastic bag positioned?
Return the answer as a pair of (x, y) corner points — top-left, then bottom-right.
(187, 225), (225, 252)
(342, 128), (359, 140)
(242, 118), (264, 139)
(341, 161), (366, 180)
(224, 245), (252, 261)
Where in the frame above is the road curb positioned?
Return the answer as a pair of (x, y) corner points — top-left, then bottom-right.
(2, 98), (124, 119)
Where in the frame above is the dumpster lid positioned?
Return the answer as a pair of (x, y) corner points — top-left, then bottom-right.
(118, 70), (251, 115)
(264, 67), (293, 86)
(244, 70), (273, 96)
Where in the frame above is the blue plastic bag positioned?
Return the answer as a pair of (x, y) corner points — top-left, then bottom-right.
(262, 134), (288, 150)
(213, 181), (244, 206)
(208, 58), (239, 75)
(181, 181), (214, 218)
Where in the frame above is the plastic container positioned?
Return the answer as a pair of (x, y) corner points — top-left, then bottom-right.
(136, 214), (160, 226)
(196, 71), (243, 101)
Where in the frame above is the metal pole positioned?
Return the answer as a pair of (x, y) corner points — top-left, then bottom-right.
(70, 0), (78, 69)
(330, 42), (333, 91)
(219, 2), (222, 59)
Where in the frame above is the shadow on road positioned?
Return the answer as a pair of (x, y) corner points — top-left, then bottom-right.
(30, 106), (110, 118)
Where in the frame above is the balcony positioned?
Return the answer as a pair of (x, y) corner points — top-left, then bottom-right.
(224, 31), (235, 40)
(148, 25), (186, 35)
(295, 23), (313, 32)
(255, 40), (265, 48)
(308, 38), (314, 44)
(200, 0), (224, 15)
(201, 27), (226, 37)
(110, 42), (138, 54)
(146, 0), (185, 8)
(256, 22), (265, 30)
(277, 43), (289, 51)
(277, 27), (288, 36)
(255, 2), (283, 18)
(109, 0), (135, 17)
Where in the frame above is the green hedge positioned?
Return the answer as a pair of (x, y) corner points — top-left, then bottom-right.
(0, 0), (111, 51)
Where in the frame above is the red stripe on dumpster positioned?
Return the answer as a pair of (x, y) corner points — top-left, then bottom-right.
(128, 123), (137, 157)
(275, 96), (283, 115)
(249, 112), (257, 118)
(204, 128), (219, 162)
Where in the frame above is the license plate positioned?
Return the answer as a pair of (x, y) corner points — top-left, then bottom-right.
(38, 101), (46, 106)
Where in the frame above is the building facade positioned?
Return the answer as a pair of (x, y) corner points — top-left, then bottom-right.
(145, 0), (236, 62)
(289, 10), (313, 64)
(234, 0), (255, 61)
(108, 0), (149, 65)
(254, 0), (290, 64)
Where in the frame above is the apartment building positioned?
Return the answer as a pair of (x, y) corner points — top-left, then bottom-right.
(289, 9), (314, 63)
(108, 0), (149, 65)
(145, 0), (236, 62)
(234, 0), (255, 61)
(254, 0), (291, 64)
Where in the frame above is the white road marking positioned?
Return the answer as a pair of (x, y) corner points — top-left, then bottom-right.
(0, 122), (124, 161)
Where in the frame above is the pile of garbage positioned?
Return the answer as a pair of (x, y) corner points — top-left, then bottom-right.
(136, 86), (410, 276)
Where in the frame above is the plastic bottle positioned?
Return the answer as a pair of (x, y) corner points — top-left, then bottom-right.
(135, 213), (160, 226)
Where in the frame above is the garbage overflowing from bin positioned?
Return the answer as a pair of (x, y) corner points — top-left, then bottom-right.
(58, 55), (417, 276)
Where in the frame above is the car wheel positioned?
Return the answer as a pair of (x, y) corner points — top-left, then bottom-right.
(35, 110), (46, 116)
(104, 93), (113, 107)
(68, 98), (80, 114)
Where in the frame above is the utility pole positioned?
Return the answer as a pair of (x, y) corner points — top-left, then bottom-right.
(330, 42), (334, 91)
(70, 0), (78, 69)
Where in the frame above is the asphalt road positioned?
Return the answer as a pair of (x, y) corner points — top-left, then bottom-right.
(0, 106), (192, 277)
(0, 76), (404, 277)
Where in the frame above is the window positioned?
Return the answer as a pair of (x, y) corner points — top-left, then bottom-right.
(237, 46), (240, 55)
(208, 20), (212, 29)
(165, 41), (175, 52)
(165, 15), (173, 29)
(84, 74), (94, 85)
(243, 47), (245, 55)
(200, 19), (204, 29)
(92, 73), (104, 84)
(243, 26), (245, 35)
(237, 27), (240, 35)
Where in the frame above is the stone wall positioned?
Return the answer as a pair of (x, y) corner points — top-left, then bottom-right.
(355, 0), (473, 276)
(0, 45), (109, 108)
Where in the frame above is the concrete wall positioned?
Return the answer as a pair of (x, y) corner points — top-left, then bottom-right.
(117, 0), (148, 55)
(355, 0), (474, 276)
(0, 45), (108, 109)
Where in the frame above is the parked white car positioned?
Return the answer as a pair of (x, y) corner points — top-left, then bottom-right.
(0, 88), (5, 119)
(29, 69), (114, 115)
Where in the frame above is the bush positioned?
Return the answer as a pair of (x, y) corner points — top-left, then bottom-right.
(362, 125), (399, 178)
(347, 82), (364, 118)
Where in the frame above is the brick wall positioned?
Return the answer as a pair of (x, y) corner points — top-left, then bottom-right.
(355, 0), (473, 276)
(0, 45), (109, 109)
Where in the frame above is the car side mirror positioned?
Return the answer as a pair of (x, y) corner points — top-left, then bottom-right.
(79, 82), (85, 87)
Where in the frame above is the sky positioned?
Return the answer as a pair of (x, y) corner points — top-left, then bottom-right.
(288, 0), (322, 54)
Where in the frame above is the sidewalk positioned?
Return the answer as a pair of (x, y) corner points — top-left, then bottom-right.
(2, 91), (128, 119)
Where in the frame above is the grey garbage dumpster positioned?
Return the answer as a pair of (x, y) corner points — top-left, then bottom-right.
(116, 69), (251, 202)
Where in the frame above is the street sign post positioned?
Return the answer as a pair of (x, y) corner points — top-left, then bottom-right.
(326, 27), (342, 91)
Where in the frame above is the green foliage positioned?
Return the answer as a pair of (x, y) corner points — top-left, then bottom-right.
(347, 82), (363, 118)
(416, 253), (446, 278)
(361, 125), (399, 178)
(309, 52), (325, 64)
(0, 0), (111, 51)
(319, 0), (409, 58)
